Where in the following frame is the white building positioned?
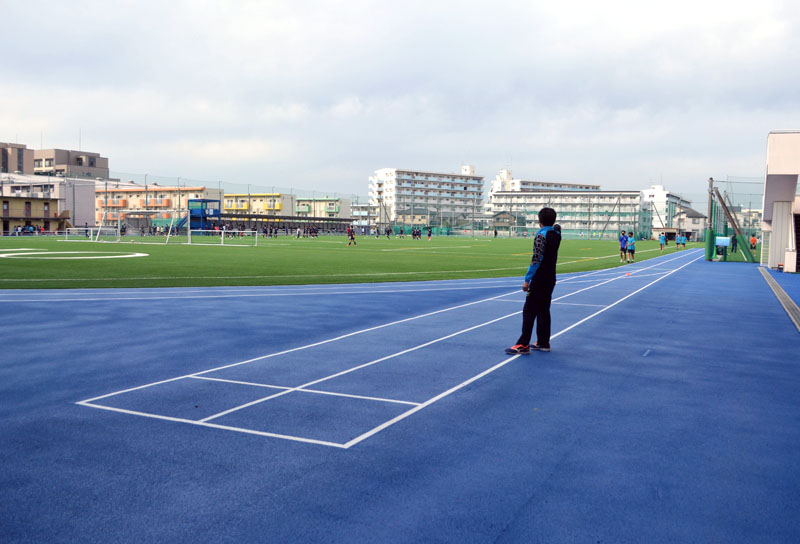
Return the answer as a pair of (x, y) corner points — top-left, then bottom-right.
(641, 185), (693, 232)
(369, 165), (484, 228)
(761, 131), (800, 271)
(486, 189), (653, 239)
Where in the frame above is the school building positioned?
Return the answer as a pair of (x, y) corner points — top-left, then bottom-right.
(486, 189), (653, 239)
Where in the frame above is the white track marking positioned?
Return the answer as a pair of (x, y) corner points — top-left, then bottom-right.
(75, 401), (347, 448)
(77, 249), (702, 446)
(342, 355), (523, 448)
(190, 375), (420, 406)
(0, 266), (525, 283)
(78, 250), (699, 406)
(200, 251), (700, 424)
(199, 310), (522, 422)
(76, 290), (518, 404)
(553, 302), (607, 307)
(1, 284), (518, 303)
(342, 254), (703, 449)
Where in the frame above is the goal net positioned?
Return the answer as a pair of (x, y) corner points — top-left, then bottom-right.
(186, 229), (259, 246)
(63, 227), (120, 242)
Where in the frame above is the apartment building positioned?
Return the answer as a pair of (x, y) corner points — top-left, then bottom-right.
(0, 143), (34, 174)
(487, 190), (653, 239)
(34, 148), (110, 179)
(641, 185), (692, 231)
(223, 193), (294, 216)
(295, 196), (352, 219)
(94, 183), (223, 226)
(369, 165), (484, 228)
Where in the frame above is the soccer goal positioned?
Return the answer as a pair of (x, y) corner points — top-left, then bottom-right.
(64, 227), (121, 242)
(187, 229), (259, 246)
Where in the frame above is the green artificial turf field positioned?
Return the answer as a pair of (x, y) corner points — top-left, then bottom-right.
(0, 235), (703, 289)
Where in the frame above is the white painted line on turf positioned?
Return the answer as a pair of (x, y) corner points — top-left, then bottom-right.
(75, 401), (348, 448)
(342, 254), (704, 449)
(190, 375), (421, 406)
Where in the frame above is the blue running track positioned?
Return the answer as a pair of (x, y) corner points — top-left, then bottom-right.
(1, 248), (799, 542)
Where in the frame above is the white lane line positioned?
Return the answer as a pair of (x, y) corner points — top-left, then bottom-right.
(199, 251), (701, 424)
(190, 375), (420, 406)
(1, 284), (518, 303)
(78, 250), (699, 406)
(199, 310), (522, 423)
(76, 249), (702, 445)
(342, 354), (523, 448)
(76, 290), (518, 405)
(0, 277), (520, 297)
(342, 254), (703, 449)
(553, 302), (607, 307)
(75, 401), (348, 448)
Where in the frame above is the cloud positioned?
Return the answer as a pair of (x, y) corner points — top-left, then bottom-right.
(1, 0), (799, 197)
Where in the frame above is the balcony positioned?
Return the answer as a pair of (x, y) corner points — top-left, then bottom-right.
(264, 202), (283, 211)
(138, 199), (171, 207)
(224, 203), (249, 211)
(296, 205), (311, 213)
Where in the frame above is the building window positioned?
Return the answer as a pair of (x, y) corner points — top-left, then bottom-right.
(34, 159), (43, 168)
(45, 158), (54, 167)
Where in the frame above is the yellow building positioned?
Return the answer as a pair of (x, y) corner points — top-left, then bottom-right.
(223, 193), (290, 216)
(2, 195), (62, 234)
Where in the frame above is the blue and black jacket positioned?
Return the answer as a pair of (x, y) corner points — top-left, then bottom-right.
(524, 226), (561, 287)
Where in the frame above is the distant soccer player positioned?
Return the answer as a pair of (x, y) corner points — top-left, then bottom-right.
(427, 227), (432, 241)
(626, 231), (636, 263)
(619, 230), (628, 263)
(505, 207), (561, 355)
(659, 233), (666, 253)
(347, 226), (357, 247)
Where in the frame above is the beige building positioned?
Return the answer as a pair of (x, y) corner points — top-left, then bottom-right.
(1, 142), (35, 174)
(95, 183), (223, 226)
(34, 148), (109, 179)
(295, 196), (352, 218)
(1, 173), (96, 228)
(2, 194), (62, 234)
(223, 193), (294, 216)
(761, 130), (800, 271)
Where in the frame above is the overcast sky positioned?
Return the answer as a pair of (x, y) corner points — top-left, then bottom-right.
(2, 0), (799, 203)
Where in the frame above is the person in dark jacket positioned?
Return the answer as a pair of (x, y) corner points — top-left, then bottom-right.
(505, 207), (561, 354)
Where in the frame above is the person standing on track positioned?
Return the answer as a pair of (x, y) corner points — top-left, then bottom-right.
(505, 207), (561, 355)
(619, 230), (628, 263)
(626, 231), (636, 263)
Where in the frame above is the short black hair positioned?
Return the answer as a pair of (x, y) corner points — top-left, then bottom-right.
(538, 207), (556, 227)
(553, 224), (561, 232)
